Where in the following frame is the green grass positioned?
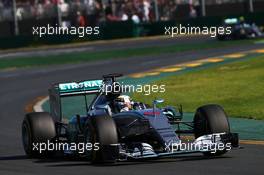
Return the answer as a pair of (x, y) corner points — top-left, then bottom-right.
(132, 55), (264, 120)
(0, 39), (256, 70)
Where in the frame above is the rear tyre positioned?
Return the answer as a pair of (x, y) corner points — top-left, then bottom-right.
(193, 104), (230, 156)
(22, 112), (56, 158)
(84, 115), (118, 163)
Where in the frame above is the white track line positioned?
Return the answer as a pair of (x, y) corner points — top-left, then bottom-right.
(33, 96), (49, 112)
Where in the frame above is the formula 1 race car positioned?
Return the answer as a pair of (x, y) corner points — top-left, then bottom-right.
(217, 17), (263, 40)
(22, 74), (239, 163)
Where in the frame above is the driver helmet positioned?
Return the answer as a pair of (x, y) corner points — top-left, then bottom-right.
(117, 95), (133, 112)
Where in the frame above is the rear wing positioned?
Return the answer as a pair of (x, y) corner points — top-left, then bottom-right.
(48, 74), (123, 122)
(48, 79), (103, 122)
(56, 80), (103, 97)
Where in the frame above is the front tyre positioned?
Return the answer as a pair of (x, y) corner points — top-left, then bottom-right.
(84, 115), (118, 163)
(194, 104), (230, 156)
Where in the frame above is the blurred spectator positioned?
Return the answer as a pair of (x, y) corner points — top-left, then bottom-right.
(168, 0), (177, 20)
(131, 11), (140, 24)
(1, 0), (12, 21)
(76, 11), (86, 27)
(2, 0), (12, 7)
(0, 1), (3, 21)
(105, 4), (120, 22)
(142, 0), (150, 22)
(62, 20), (71, 28)
(189, 5), (197, 18)
(16, 6), (26, 21)
(85, 0), (101, 26)
(120, 5), (129, 21)
(43, 0), (56, 18)
(44, 0), (52, 5)
(59, 0), (70, 17)
(35, 3), (44, 19)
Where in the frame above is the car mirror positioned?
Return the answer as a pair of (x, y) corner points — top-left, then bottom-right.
(153, 99), (164, 105)
(96, 104), (112, 116)
(96, 105), (109, 110)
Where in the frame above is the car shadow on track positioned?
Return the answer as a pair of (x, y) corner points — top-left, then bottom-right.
(33, 154), (232, 167)
(0, 155), (28, 161)
(0, 154), (232, 167)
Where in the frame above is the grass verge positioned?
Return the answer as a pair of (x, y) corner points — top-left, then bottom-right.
(0, 39), (256, 70)
(132, 55), (264, 120)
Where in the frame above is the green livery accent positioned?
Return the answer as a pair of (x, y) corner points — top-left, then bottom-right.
(58, 80), (103, 94)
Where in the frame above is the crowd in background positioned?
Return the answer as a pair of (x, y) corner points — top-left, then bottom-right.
(0, 0), (251, 26)
(0, 0), (201, 25)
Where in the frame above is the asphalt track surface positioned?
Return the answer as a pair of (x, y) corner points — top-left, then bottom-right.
(0, 35), (211, 59)
(0, 36), (263, 175)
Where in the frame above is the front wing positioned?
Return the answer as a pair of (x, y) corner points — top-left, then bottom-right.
(117, 132), (239, 161)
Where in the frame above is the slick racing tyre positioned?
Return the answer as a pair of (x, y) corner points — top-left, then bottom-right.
(194, 104), (230, 156)
(84, 115), (118, 163)
(22, 112), (56, 158)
